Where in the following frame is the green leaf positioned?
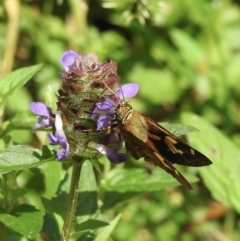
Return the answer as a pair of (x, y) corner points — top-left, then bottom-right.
(76, 219), (109, 232)
(101, 191), (142, 212)
(52, 161), (99, 226)
(91, 156), (101, 173)
(42, 161), (62, 199)
(170, 29), (204, 67)
(75, 160), (98, 224)
(101, 168), (198, 193)
(41, 197), (64, 232)
(0, 204), (43, 239)
(7, 188), (30, 202)
(94, 214), (122, 241)
(3, 111), (39, 134)
(160, 122), (199, 136)
(128, 66), (180, 104)
(0, 64), (43, 103)
(41, 213), (60, 241)
(71, 218), (109, 241)
(0, 145), (55, 174)
(181, 113), (240, 213)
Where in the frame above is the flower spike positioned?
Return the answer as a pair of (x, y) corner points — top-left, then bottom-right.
(31, 50), (139, 164)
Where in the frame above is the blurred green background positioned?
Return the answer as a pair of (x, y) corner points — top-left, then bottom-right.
(1, 0), (240, 240)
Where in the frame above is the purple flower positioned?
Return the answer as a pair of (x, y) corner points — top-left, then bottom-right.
(30, 102), (53, 130)
(89, 83), (139, 164)
(115, 83), (139, 100)
(88, 142), (126, 164)
(93, 83), (139, 129)
(30, 102), (69, 160)
(59, 50), (78, 72)
(47, 111), (69, 160)
(59, 50), (100, 73)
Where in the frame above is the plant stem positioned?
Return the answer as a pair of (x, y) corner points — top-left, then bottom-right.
(2, 172), (17, 212)
(60, 161), (83, 241)
(1, 0), (20, 78)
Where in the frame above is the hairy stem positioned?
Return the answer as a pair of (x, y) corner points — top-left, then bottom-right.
(60, 161), (83, 241)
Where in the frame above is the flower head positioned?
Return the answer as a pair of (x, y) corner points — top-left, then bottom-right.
(30, 50), (139, 165)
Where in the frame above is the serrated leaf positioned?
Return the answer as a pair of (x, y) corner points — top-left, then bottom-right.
(160, 122), (199, 136)
(94, 214), (122, 241)
(0, 204), (43, 239)
(101, 168), (198, 193)
(0, 64), (43, 103)
(0, 145), (55, 174)
(181, 113), (240, 213)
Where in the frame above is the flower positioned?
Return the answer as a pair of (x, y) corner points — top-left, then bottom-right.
(88, 141), (126, 164)
(31, 50), (139, 165)
(30, 102), (69, 160)
(60, 50), (100, 74)
(59, 50), (78, 72)
(30, 102), (53, 130)
(93, 83), (139, 129)
(87, 83), (139, 164)
(47, 111), (69, 160)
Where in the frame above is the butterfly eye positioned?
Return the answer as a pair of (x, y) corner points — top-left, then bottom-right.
(116, 113), (123, 122)
(118, 117), (123, 122)
(125, 103), (132, 110)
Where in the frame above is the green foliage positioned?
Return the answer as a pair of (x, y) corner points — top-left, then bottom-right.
(0, 145), (54, 174)
(0, 64), (43, 104)
(1, 0), (240, 240)
(0, 204), (43, 239)
(182, 113), (240, 213)
(101, 167), (198, 193)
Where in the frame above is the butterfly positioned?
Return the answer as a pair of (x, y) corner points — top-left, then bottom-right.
(113, 102), (212, 189)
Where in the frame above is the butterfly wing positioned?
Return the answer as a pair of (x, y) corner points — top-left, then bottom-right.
(123, 130), (193, 189)
(118, 109), (211, 189)
(119, 115), (192, 188)
(144, 116), (212, 167)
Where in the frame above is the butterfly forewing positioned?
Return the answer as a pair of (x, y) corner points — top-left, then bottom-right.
(144, 116), (212, 166)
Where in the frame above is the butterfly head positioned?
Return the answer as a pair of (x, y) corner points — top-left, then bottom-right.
(114, 102), (133, 123)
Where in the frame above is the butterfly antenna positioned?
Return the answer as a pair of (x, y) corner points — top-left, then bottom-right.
(119, 84), (125, 104)
(102, 82), (122, 107)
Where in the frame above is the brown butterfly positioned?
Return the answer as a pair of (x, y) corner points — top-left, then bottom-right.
(113, 102), (212, 189)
